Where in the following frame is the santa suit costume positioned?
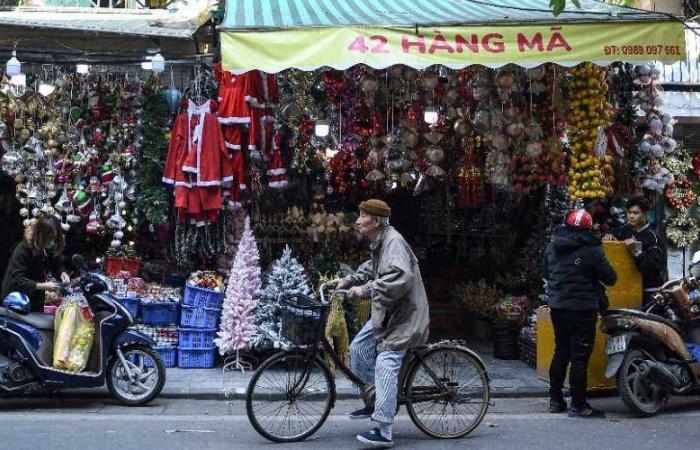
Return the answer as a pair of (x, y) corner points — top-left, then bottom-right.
(222, 126), (247, 208)
(267, 131), (288, 189)
(245, 71), (279, 160)
(163, 99), (233, 225)
(214, 63), (257, 157)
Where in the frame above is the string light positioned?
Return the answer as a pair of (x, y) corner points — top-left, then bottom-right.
(315, 119), (330, 137)
(423, 106), (439, 124)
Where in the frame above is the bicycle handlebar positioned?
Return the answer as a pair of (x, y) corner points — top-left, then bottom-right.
(319, 281), (347, 305)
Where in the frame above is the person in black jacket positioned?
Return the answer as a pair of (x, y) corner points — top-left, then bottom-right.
(545, 209), (617, 418)
(604, 196), (665, 308)
(1, 217), (69, 312)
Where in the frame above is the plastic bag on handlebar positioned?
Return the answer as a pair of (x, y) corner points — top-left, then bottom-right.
(53, 295), (95, 372)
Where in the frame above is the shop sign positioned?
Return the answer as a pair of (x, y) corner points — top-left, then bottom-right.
(222, 21), (685, 74)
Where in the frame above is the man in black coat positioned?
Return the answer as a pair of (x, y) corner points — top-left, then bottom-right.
(604, 196), (665, 308)
(546, 209), (617, 418)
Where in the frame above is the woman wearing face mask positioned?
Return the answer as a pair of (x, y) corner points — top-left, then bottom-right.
(1, 216), (70, 312)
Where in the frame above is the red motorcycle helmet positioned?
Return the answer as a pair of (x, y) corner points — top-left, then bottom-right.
(566, 209), (593, 229)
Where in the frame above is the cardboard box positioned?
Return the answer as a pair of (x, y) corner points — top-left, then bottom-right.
(536, 241), (643, 390)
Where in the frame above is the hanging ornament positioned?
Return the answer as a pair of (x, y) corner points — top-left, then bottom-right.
(1, 149), (23, 176)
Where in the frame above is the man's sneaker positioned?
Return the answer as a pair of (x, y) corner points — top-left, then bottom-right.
(348, 406), (374, 420)
(549, 399), (568, 413)
(568, 403), (606, 418)
(356, 428), (394, 448)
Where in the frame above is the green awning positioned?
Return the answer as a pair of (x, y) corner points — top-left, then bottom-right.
(221, 0), (671, 29)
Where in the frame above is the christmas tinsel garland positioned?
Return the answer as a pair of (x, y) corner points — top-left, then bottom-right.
(134, 78), (170, 227)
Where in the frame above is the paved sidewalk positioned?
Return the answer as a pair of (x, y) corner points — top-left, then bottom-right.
(66, 341), (547, 400)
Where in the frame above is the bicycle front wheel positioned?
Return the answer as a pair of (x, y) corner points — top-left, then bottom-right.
(246, 351), (335, 443)
(405, 345), (490, 439)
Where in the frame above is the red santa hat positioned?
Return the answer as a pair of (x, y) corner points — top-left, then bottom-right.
(267, 132), (288, 189)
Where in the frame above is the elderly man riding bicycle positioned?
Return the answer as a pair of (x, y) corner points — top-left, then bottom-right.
(332, 199), (430, 448)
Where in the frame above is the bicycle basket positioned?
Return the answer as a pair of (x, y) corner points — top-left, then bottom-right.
(279, 294), (329, 346)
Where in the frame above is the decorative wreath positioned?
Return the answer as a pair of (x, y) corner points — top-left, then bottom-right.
(665, 178), (696, 210)
(666, 214), (700, 248)
(663, 149), (693, 179)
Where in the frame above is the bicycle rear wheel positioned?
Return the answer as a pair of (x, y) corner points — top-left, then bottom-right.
(405, 345), (490, 439)
(246, 351), (335, 443)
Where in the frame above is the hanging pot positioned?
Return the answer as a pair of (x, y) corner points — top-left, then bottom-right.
(421, 72), (439, 90)
(454, 118), (472, 136)
(400, 129), (419, 148)
(402, 67), (419, 82)
(505, 122), (525, 138)
(423, 130), (444, 145)
(359, 74), (379, 93)
(444, 88), (459, 105)
(496, 71), (516, 89)
(523, 119), (542, 139)
(389, 65), (404, 79)
(489, 133), (510, 152)
(529, 66), (546, 81)
(426, 145), (445, 164)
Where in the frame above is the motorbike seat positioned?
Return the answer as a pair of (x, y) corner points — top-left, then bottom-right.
(607, 308), (681, 333)
(0, 308), (54, 331)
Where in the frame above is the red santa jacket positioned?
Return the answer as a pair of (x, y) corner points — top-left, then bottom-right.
(181, 100), (234, 187)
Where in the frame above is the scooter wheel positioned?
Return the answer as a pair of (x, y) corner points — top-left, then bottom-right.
(107, 344), (166, 406)
(617, 349), (664, 417)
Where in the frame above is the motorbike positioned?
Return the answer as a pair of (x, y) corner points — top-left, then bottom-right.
(0, 255), (165, 405)
(601, 251), (700, 416)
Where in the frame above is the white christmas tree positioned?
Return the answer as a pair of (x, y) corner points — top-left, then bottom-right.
(251, 245), (311, 349)
(214, 216), (261, 355)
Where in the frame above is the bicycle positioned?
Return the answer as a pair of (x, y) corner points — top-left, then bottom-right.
(245, 282), (491, 443)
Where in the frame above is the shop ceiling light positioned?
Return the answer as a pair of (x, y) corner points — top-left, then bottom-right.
(5, 50), (21, 77)
(315, 119), (330, 137)
(76, 64), (90, 74)
(151, 53), (165, 74)
(423, 107), (439, 125)
(38, 82), (56, 97)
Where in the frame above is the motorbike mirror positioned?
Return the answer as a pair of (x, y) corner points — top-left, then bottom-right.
(71, 254), (87, 270)
(3, 292), (30, 315)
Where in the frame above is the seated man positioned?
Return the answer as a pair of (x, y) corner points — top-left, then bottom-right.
(337, 199), (429, 448)
(604, 196), (666, 308)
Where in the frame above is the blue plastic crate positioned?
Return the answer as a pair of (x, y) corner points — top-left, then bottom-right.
(178, 347), (216, 368)
(180, 305), (220, 329)
(115, 295), (140, 319)
(155, 346), (177, 368)
(183, 284), (225, 309)
(179, 328), (217, 348)
(141, 301), (180, 325)
(128, 346), (176, 368)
